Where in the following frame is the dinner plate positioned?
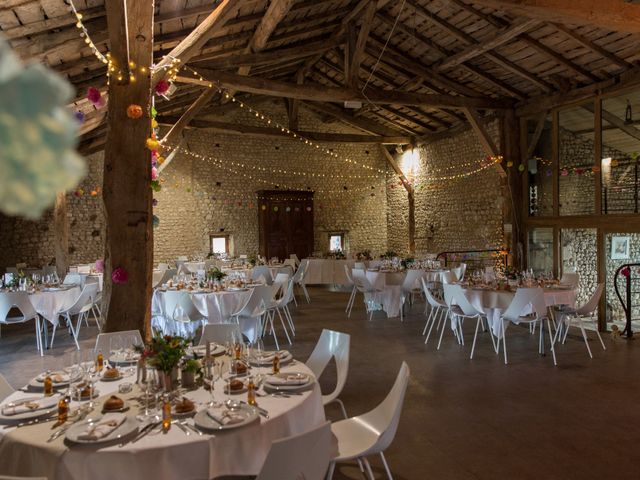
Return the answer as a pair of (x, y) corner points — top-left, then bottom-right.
(227, 287), (248, 292)
(0, 396), (59, 422)
(100, 372), (123, 382)
(194, 404), (259, 432)
(101, 401), (130, 414)
(190, 343), (226, 357)
(249, 351), (293, 366)
(172, 403), (197, 418)
(65, 416), (138, 445)
(108, 351), (140, 365)
(263, 372), (314, 393)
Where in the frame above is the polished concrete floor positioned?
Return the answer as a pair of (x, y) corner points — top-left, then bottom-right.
(1, 286), (638, 479)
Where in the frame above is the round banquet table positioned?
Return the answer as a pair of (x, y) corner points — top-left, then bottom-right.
(362, 270), (407, 318)
(462, 286), (576, 337)
(0, 358), (325, 480)
(152, 288), (256, 338)
(28, 286), (81, 326)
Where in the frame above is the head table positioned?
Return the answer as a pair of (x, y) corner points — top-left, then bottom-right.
(0, 355), (324, 480)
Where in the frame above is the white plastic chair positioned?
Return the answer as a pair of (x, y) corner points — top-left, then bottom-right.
(161, 291), (205, 336)
(198, 323), (242, 346)
(256, 285), (286, 349)
(327, 362), (410, 480)
(272, 272), (290, 297)
(94, 330), (143, 353)
(499, 287), (556, 365)
(157, 263), (169, 271)
(52, 283), (100, 349)
(256, 421), (332, 480)
(438, 284), (465, 350)
(559, 272), (579, 289)
(350, 269), (382, 321)
(292, 259), (310, 304)
(354, 262), (366, 270)
(421, 278), (448, 347)
(0, 372), (14, 402)
(231, 286), (269, 343)
(264, 280), (294, 346)
(77, 264), (91, 274)
(344, 265), (357, 314)
(0, 292), (43, 356)
(554, 283), (605, 358)
(399, 269), (424, 322)
(306, 329), (350, 417)
(441, 271), (458, 284)
(252, 266), (273, 285)
(63, 273), (82, 286)
(289, 254), (301, 268)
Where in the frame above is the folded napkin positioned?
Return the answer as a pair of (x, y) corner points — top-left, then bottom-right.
(265, 374), (308, 386)
(36, 371), (70, 383)
(77, 413), (126, 441)
(1, 395), (59, 416)
(256, 350), (290, 363)
(207, 407), (245, 426)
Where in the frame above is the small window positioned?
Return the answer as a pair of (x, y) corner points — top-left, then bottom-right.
(210, 235), (230, 255)
(329, 233), (344, 252)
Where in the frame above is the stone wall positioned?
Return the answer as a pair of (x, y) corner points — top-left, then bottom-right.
(386, 121), (504, 259)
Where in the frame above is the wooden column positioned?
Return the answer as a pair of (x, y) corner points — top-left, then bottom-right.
(102, 0), (154, 337)
(502, 109), (524, 269)
(53, 192), (68, 277)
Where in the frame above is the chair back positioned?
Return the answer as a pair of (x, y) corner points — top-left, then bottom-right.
(559, 272), (579, 289)
(94, 330), (143, 353)
(0, 292), (38, 324)
(290, 254), (301, 267)
(354, 262), (365, 270)
(344, 264), (354, 285)
(352, 269), (375, 292)
(441, 271), (457, 284)
(176, 264), (190, 275)
(401, 269), (423, 294)
(421, 278), (443, 308)
(282, 259), (297, 270)
(157, 268), (177, 287)
(503, 287), (545, 322)
(63, 273), (82, 286)
(278, 279), (295, 306)
(358, 362), (410, 453)
(66, 283), (99, 316)
(306, 329), (350, 402)
(442, 284), (457, 308)
(198, 323), (242, 345)
(235, 286), (269, 318)
(256, 421), (332, 480)
(273, 272), (290, 286)
(450, 284), (483, 317)
(157, 263), (169, 271)
(576, 283), (604, 316)
(162, 291), (201, 322)
(252, 266), (273, 285)
(77, 264), (91, 274)
(0, 372), (14, 402)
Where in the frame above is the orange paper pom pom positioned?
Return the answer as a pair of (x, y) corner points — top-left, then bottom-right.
(127, 104), (143, 119)
(146, 138), (160, 151)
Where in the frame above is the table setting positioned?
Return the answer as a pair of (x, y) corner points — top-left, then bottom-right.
(0, 334), (324, 480)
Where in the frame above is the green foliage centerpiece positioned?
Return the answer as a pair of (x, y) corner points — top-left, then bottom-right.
(138, 334), (189, 391)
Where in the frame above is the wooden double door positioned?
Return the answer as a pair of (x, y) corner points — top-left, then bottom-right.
(257, 190), (314, 261)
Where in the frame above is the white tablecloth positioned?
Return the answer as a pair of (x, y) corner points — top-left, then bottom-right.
(0, 360), (325, 480)
(29, 286), (81, 326)
(362, 270), (406, 318)
(304, 259), (356, 285)
(462, 287), (576, 337)
(184, 262), (205, 273)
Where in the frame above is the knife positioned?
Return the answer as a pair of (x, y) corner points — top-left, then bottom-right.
(240, 401), (269, 419)
(130, 420), (161, 444)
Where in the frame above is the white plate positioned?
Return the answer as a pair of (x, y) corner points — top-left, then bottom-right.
(0, 396), (58, 422)
(65, 416), (139, 445)
(227, 287), (248, 292)
(108, 351), (140, 364)
(34, 371), (81, 387)
(194, 405), (259, 432)
(100, 372), (123, 382)
(263, 372), (314, 392)
(190, 343), (226, 357)
(249, 351), (293, 366)
(101, 401), (130, 414)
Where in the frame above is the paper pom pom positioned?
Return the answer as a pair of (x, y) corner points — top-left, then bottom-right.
(611, 159), (619, 167)
(112, 267), (129, 284)
(622, 266), (630, 278)
(151, 167), (158, 180)
(87, 87), (105, 107)
(155, 80), (170, 95)
(506, 161), (514, 168)
(575, 168), (584, 176)
(95, 259), (104, 273)
(261, 205), (266, 211)
(592, 166), (601, 173)
(306, 206), (312, 211)
(126, 104), (143, 119)
(75, 111), (85, 123)
(157, 156), (165, 165)
(152, 215), (160, 228)
(151, 119), (158, 129)
(146, 138), (160, 151)
(285, 206), (291, 212)
(518, 164), (525, 172)
(152, 198), (158, 207)
(90, 190), (97, 197)
(560, 169), (569, 176)
(546, 169), (552, 177)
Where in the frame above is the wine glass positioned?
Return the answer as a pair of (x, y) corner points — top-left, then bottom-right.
(205, 361), (221, 407)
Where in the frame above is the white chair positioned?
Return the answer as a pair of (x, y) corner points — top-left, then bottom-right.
(350, 270), (382, 320)
(327, 362), (410, 480)
(354, 262), (366, 270)
(0, 372), (14, 402)
(198, 323), (242, 346)
(344, 265), (357, 314)
(252, 265), (273, 285)
(256, 285), (287, 349)
(421, 278), (448, 347)
(272, 272), (290, 297)
(231, 286), (269, 343)
(264, 280), (294, 346)
(282, 258), (297, 271)
(157, 263), (169, 271)
(161, 291), (205, 336)
(559, 272), (579, 289)
(289, 254), (301, 268)
(94, 330), (143, 353)
(306, 329), (350, 418)
(499, 287), (556, 365)
(292, 259), (311, 304)
(399, 269), (424, 322)
(77, 264), (91, 274)
(438, 284), (466, 350)
(63, 273), (82, 285)
(554, 283), (606, 358)
(441, 271), (457, 284)
(0, 292), (43, 356)
(52, 282), (100, 349)
(256, 421), (332, 480)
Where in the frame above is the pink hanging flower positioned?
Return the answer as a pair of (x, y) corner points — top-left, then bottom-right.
(621, 266), (630, 278)
(155, 80), (170, 95)
(112, 267), (129, 284)
(95, 259), (104, 273)
(151, 167), (158, 180)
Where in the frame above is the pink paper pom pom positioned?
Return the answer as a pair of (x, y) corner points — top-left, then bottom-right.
(95, 259), (104, 273)
(155, 80), (170, 95)
(112, 267), (129, 284)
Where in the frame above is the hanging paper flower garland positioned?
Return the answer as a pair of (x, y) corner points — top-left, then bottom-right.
(155, 79), (170, 95)
(146, 138), (160, 151)
(112, 267), (129, 284)
(126, 104), (143, 119)
(95, 259), (104, 273)
(75, 111), (85, 123)
(87, 86), (105, 108)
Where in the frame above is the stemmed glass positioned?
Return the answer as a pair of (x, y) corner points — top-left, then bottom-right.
(205, 361), (221, 408)
(137, 365), (158, 421)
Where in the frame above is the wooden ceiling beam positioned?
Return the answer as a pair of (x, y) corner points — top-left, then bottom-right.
(161, 88), (218, 147)
(347, 1), (377, 88)
(151, 0), (238, 87)
(582, 104), (640, 143)
(463, 108), (506, 178)
(181, 68), (513, 109)
(156, 117), (412, 144)
(459, 0), (640, 33)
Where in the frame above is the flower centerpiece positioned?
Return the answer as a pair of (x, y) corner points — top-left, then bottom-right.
(207, 267), (227, 283)
(328, 249), (346, 260)
(355, 250), (372, 261)
(401, 257), (415, 269)
(136, 334), (190, 391)
(247, 254), (257, 267)
(180, 358), (202, 389)
(380, 250), (398, 260)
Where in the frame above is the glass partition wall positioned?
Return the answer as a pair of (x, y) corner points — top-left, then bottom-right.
(522, 88), (640, 332)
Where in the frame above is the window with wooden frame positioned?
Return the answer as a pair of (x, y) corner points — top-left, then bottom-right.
(210, 234), (231, 255)
(328, 232), (345, 252)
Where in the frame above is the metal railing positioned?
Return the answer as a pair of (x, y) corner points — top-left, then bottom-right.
(613, 263), (640, 338)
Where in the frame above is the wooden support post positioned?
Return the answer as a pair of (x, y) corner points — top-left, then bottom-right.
(502, 109), (524, 269)
(53, 192), (68, 277)
(102, 0), (154, 337)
